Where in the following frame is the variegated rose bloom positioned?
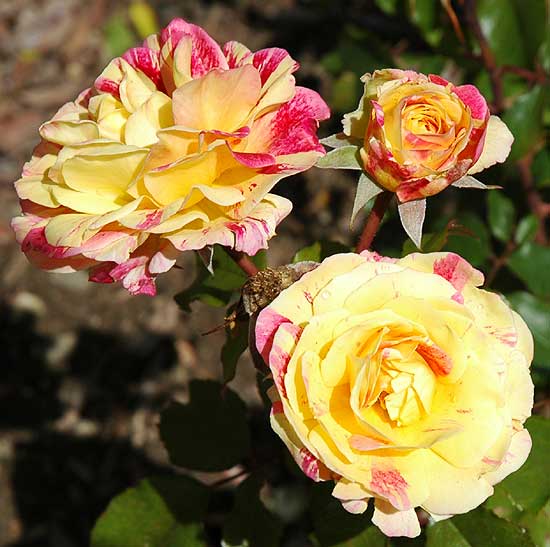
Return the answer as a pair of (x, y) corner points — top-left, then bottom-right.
(344, 69), (513, 202)
(255, 251), (533, 537)
(11, 18), (329, 295)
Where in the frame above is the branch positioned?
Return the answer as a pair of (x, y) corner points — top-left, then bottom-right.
(226, 249), (259, 277)
(517, 155), (549, 245)
(464, 0), (505, 113)
(356, 192), (393, 253)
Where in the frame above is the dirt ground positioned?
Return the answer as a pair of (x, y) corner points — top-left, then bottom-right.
(0, 1), (359, 544)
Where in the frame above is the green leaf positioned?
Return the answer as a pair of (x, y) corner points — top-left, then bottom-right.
(159, 380), (250, 471)
(316, 146), (363, 170)
(331, 71), (362, 113)
(503, 86), (546, 161)
(103, 14), (137, 58)
(477, 0), (527, 67)
(515, 215), (539, 246)
(174, 247), (264, 312)
(408, 0), (442, 47)
(520, 498), (550, 547)
(506, 292), (550, 367)
(375, 0), (398, 15)
(513, 0), (548, 60)
(91, 476), (209, 547)
(508, 243), (550, 296)
(427, 508), (535, 547)
(533, 148), (550, 188)
(222, 317), (249, 384)
(487, 417), (550, 516)
(310, 483), (376, 547)
(292, 241), (351, 263)
(351, 175), (383, 226)
(321, 133), (362, 149)
(398, 198), (426, 250)
(222, 475), (283, 547)
(488, 191), (516, 242)
(538, 28), (550, 72)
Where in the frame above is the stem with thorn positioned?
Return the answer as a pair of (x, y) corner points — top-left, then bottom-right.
(356, 192), (393, 253)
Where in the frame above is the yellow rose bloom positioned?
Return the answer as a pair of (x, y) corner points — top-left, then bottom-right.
(255, 251), (533, 537)
(11, 18), (329, 295)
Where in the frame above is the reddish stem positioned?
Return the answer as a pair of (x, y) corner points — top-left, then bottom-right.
(517, 156), (549, 245)
(356, 192), (393, 253)
(226, 249), (259, 277)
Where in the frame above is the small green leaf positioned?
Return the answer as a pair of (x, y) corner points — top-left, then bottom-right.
(398, 198), (426, 250)
(408, 0), (442, 47)
(488, 191), (516, 242)
(427, 508), (535, 547)
(453, 175), (493, 190)
(292, 241), (351, 263)
(159, 380), (250, 471)
(320, 133), (361, 149)
(91, 476), (209, 547)
(222, 317), (249, 384)
(316, 146), (363, 170)
(515, 215), (539, 246)
(506, 292), (550, 367)
(375, 0), (398, 15)
(351, 174), (383, 226)
(503, 86), (546, 161)
(222, 475), (283, 547)
(508, 243), (550, 296)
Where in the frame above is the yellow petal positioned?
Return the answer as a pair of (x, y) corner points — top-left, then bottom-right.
(172, 65), (261, 132)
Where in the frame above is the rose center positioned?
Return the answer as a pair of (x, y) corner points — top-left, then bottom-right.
(353, 336), (437, 427)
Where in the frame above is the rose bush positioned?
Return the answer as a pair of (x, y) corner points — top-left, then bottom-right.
(255, 251), (533, 537)
(11, 18), (329, 295)
(344, 69), (513, 202)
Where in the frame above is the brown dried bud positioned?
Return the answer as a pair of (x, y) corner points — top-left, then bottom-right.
(241, 261), (319, 316)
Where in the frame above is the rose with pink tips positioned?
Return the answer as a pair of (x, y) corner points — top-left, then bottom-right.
(255, 250), (533, 538)
(11, 18), (329, 295)
(319, 68), (514, 247)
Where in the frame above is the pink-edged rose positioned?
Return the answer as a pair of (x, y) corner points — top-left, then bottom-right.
(256, 251), (533, 537)
(344, 69), (513, 202)
(12, 18), (329, 295)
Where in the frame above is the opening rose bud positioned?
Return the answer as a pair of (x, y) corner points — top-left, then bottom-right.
(348, 69), (513, 203)
(255, 251), (533, 538)
(11, 18), (329, 295)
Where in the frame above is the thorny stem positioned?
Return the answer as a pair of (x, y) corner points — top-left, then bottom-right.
(356, 192), (393, 253)
(464, 0), (505, 113)
(518, 155), (550, 245)
(226, 249), (259, 277)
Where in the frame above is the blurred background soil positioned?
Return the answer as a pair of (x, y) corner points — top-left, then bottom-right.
(0, 1), (363, 545)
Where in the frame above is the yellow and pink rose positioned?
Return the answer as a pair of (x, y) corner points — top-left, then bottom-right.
(11, 18), (329, 295)
(256, 251), (533, 537)
(344, 69), (513, 202)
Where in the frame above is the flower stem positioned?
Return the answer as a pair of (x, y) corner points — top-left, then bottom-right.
(226, 249), (259, 277)
(356, 192), (393, 253)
